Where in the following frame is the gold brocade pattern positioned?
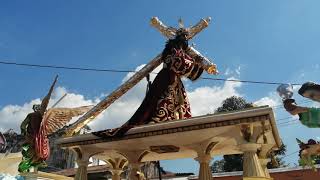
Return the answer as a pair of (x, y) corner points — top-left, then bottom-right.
(92, 48), (204, 138)
(151, 49), (200, 123)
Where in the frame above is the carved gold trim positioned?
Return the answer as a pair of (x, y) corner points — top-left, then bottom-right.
(59, 115), (270, 147)
(150, 145), (180, 154)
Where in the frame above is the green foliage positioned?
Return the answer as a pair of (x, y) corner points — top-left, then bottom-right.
(314, 156), (320, 164)
(211, 96), (251, 172)
(299, 156), (318, 171)
(267, 144), (288, 169)
(215, 96), (253, 113)
(211, 159), (225, 173)
(223, 154), (243, 172)
(298, 155), (320, 171)
(274, 144), (287, 156)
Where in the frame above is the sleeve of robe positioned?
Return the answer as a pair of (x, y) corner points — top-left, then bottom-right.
(168, 48), (204, 81)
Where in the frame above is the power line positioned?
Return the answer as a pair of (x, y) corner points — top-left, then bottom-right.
(277, 116), (295, 122)
(0, 60), (303, 86)
(282, 150), (299, 159)
(273, 100), (312, 110)
(201, 77), (302, 86)
(277, 119), (299, 126)
(278, 121), (300, 128)
(0, 61), (136, 73)
(256, 100), (313, 122)
(0, 60), (311, 129)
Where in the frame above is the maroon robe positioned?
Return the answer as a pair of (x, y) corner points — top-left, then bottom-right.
(93, 48), (203, 138)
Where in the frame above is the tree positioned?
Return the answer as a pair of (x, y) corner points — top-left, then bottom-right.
(215, 96), (253, 113)
(211, 96), (287, 172)
(267, 144), (287, 169)
(211, 159), (225, 173)
(212, 96), (253, 172)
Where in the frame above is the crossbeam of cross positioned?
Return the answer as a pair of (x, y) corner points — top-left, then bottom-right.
(64, 17), (217, 136)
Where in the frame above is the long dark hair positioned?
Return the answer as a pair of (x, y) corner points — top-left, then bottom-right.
(162, 33), (188, 59)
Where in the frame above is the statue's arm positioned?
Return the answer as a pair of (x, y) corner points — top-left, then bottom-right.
(20, 116), (29, 135)
(186, 47), (218, 75)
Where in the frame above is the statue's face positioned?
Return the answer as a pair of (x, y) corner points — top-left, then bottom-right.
(174, 33), (188, 50)
(180, 33), (188, 41)
(176, 33), (188, 42)
(301, 89), (320, 102)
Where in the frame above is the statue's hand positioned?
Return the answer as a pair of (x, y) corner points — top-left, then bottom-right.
(206, 64), (218, 75)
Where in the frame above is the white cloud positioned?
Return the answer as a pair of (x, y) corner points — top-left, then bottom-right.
(254, 92), (281, 107)
(223, 66), (241, 77)
(254, 97), (278, 107)
(0, 87), (96, 133)
(235, 66), (241, 76)
(188, 78), (242, 116)
(0, 65), (243, 133)
(224, 68), (232, 76)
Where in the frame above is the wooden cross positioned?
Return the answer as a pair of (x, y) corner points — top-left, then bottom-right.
(65, 17), (217, 136)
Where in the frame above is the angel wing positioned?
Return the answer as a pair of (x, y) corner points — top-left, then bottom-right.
(296, 138), (313, 153)
(296, 138), (303, 144)
(41, 105), (93, 135)
(40, 75), (58, 115)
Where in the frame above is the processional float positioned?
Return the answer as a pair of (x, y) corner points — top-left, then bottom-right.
(64, 17), (217, 136)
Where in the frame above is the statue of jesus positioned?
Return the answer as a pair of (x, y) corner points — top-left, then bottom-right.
(93, 28), (217, 138)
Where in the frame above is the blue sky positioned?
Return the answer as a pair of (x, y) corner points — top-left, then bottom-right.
(1, 0), (320, 175)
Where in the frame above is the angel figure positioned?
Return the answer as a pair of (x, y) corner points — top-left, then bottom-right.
(18, 76), (92, 173)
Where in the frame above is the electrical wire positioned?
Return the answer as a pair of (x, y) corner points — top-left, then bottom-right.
(200, 77), (302, 86)
(282, 150), (299, 158)
(277, 119), (299, 126)
(0, 61), (136, 73)
(0, 60), (303, 86)
(273, 100), (313, 110)
(0, 61), (315, 129)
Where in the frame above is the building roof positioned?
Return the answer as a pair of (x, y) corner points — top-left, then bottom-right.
(187, 165), (320, 179)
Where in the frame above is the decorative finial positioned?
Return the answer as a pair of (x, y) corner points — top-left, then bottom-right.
(178, 18), (184, 28)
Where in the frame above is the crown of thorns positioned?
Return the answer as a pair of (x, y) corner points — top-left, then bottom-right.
(175, 28), (189, 36)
